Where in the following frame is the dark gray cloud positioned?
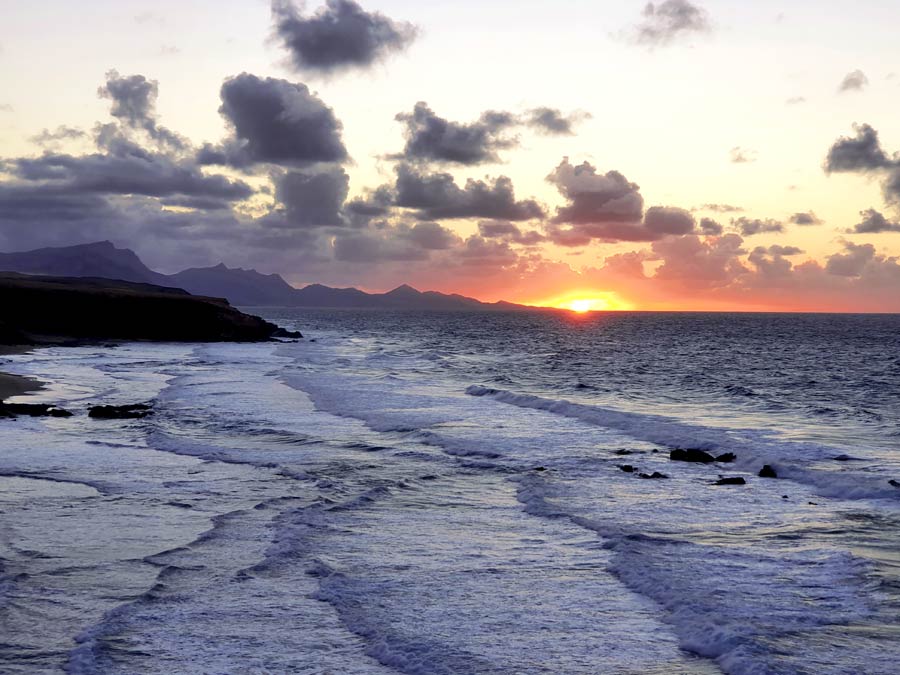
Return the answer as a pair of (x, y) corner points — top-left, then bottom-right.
(825, 123), (900, 205)
(731, 217), (784, 236)
(548, 158), (644, 226)
(525, 107), (591, 136)
(851, 208), (900, 233)
(748, 245), (803, 277)
(838, 69), (869, 93)
(825, 241), (877, 276)
(272, 168), (349, 227)
(400, 221), (459, 250)
(789, 211), (822, 226)
(699, 217), (723, 235)
(394, 102), (518, 165)
(333, 231), (429, 262)
(825, 123), (894, 173)
(200, 73), (347, 169)
(345, 185), (394, 225)
(634, 0), (711, 46)
(394, 164), (543, 221)
(546, 159), (697, 244)
(10, 149), (253, 201)
(477, 220), (546, 245)
(98, 71), (185, 149)
(272, 0), (417, 75)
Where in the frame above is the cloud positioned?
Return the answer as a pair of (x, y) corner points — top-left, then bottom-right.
(525, 107), (591, 136)
(747, 245), (804, 278)
(0, 103), (12, 113)
(400, 221), (460, 250)
(545, 158), (695, 244)
(825, 123), (893, 173)
(634, 0), (711, 46)
(700, 203), (743, 213)
(789, 211), (822, 226)
(10, 148), (253, 202)
(699, 217), (723, 235)
(393, 164), (544, 221)
(729, 146), (756, 164)
(786, 96), (806, 105)
(98, 71), (185, 149)
(271, 168), (349, 227)
(477, 220), (545, 245)
(333, 231), (429, 262)
(652, 233), (747, 288)
(851, 208), (900, 233)
(547, 158), (644, 226)
(394, 102), (518, 165)
(30, 126), (86, 146)
(838, 69), (869, 93)
(272, 0), (417, 75)
(825, 241), (878, 276)
(825, 123), (900, 205)
(731, 217), (784, 236)
(199, 73), (347, 169)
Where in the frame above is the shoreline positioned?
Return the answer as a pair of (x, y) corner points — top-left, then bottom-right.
(0, 345), (43, 400)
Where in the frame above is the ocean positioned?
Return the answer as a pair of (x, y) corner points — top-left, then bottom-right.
(1, 310), (899, 674)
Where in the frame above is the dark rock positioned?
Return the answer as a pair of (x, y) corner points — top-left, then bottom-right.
(758, 465), (778, 479)
(615, 449), (634, 456)
(638, 472), (668, 479)
(833, 454), (861, 462)
(89, 403), (152, 420)
(889, 479), (900, 489)
(533, 466), (547, 472)
(0, 402), (73, 418)
(272, 327), (303, 339)
(618, 465), (636, 473)
(715, 452), (736, 463)
(670, 448), (715, 463)
(0, 272), (297, 345)
(714, 477), (746, 486)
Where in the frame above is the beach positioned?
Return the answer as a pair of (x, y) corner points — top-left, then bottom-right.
(0, 346), (42, 400)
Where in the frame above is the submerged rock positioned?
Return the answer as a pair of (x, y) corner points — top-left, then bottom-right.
(618, 465), (636, 473)
(670, 448), (716, 463)
(759, 465), (778, 478)
(638, 472), (668, 479)
(889, 479), (900, 489)
(715, 452), (737, 463)
(714, 476), (747, 486)
(89, 403), (152, 420)
(0, 402), (73, 418)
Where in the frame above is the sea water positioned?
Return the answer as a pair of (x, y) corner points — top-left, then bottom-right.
(0, 310), (898, 674)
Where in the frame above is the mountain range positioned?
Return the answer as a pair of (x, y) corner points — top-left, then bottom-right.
(0, 241), (530, 311)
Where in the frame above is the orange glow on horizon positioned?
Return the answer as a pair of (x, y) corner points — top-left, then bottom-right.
(532, 291), (634, 312)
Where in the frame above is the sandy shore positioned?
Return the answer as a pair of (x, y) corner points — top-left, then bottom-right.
(0, 345), (42, 400)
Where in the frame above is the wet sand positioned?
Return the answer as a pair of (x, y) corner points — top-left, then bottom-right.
(0, 346), (42, 400)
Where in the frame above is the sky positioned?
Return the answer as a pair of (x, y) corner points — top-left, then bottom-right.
(2, 0), (900, 311)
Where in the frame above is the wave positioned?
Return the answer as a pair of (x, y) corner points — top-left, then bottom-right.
(466, 385), (900, 502)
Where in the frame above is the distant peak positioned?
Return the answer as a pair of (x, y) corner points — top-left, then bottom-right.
(388, 283), (421, 295)
(212, 262), (228, 270)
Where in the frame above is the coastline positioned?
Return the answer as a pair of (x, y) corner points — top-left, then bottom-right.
(0, 345), (43, 400)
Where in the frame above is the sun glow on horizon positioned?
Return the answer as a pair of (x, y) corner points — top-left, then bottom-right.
(531, 291), (633, 312)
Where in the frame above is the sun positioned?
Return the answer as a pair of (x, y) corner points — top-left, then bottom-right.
(569, 298), (605, 313)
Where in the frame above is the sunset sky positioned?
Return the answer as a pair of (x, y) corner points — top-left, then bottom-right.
(2, 0), (900, 310)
